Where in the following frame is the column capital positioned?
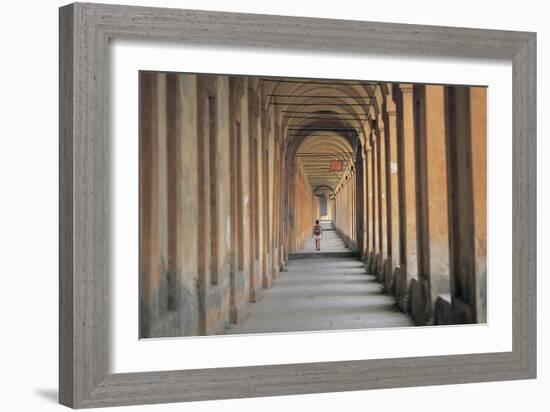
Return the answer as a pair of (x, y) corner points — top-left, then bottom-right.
(399, 83), (414, 93)
(386, 98), (397, 115)
(375, 115), (385, 133)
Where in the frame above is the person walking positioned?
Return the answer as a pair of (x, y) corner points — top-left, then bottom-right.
(312, 220), (323, 251)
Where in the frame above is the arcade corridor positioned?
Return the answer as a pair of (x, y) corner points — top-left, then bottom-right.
(139, 73), (487, 338)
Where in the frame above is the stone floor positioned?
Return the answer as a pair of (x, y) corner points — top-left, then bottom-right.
(227, 222), (414, 335)
(298, 220), (348, 253)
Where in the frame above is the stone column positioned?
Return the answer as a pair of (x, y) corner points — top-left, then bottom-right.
(355, 154), (366, 255)
(354, 171), (357, 244)
(272, 135), (281, 278)
(247, 90), (261, 302)
(470, 87), (487, 323)
(375, 117), (387, 281)
(166, 74), (180, 315)
(157, 74), (169, 318)
(394, 84), (416, 311)
(369, 129), (379, 271)
(139, 72), (161, 338)
(364, 142), (372, 261)
(444, 86), (487, 324)
(178, 74), (200, 336)
(228, 77), (247, 324)
(350, 174), (353, 242)
(279, 143), (286, 266)
(385, 96), (400, 293)
(411, 84), (450, 326)
(260, 109), (271, 289)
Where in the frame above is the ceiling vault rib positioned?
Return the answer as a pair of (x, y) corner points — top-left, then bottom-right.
(269, 94), (374, 99)
(270, 77), (374, 198)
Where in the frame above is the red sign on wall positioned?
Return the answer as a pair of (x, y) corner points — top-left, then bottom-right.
(329, 160), (343, 171)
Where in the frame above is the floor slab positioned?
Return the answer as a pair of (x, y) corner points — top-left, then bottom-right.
(227, 253), (414, 335)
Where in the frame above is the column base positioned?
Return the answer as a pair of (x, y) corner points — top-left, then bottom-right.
(229, 300), (249, 324)
(433, 295), (452, 325)
(394, 267), (410, 313)
(383, 259), (396, 294)
(410, 277), (433, 326)
(376, 254), (385, 283)
(262, 274), (272, 289)
(451, 297), (475, 324)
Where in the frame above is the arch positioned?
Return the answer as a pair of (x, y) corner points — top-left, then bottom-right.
(313, 185), (336, 197)
(259, 78), (385, 262)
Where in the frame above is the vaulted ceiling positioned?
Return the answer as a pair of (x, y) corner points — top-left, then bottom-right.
(261, 78), (383, 198)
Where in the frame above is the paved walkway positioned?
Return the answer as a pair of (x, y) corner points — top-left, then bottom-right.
(227, 222), (413, 335)
(298, 220), (348, 253)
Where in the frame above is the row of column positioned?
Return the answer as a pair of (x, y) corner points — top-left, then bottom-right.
(334, 83), (487, 325)
(388, 84), (486, 325)
(290, 160), (318, 251)
(334, 168), (357, 249)
(139, 73), (290, 338)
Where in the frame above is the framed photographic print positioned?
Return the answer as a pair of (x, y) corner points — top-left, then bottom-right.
(59, 2), (536, 408)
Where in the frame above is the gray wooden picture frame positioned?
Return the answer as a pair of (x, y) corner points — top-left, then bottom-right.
(59, 2), (536, 408)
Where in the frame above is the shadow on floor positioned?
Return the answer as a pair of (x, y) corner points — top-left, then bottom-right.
(35, 389), (58, 404)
